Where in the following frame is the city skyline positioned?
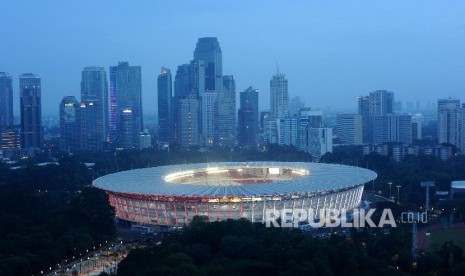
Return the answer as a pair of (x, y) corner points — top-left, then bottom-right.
(1, 1), (464, 116)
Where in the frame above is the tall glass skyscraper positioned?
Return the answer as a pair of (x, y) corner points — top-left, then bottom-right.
(59, 96), (79, 152)
(238, 87), (259, 148)
(157, 67), (173, 144)
(81, 67), (109, 147)
(193, 37), (222, 91)
(20, 73), (42, 148)
(109, 62), (143, 149)
(0, 72), (13, 127)
(270, 72), (289, 119)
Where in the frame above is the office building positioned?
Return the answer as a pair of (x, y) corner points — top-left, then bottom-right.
(201, 91), (217, 145)
(437, 98), (460, 147)
(177, 95), (200, 147)
(336, 114), (362, 145)
(0, 72), (13, 127)
(193, 37), (222, 91)
(81, 67), (108, 148)
(78, 100), (104, 152)
(110, 62), (143, 148)
(270, 72), (289, 119)
(358, 96), (370, 143)
(59, 96), (79, 152)
(20, 73), (42, 148)
(369, 90), (394, 116)
(238, 87), (259, 148)
(157, 67), (173, 144)
(215, 75), (236, 146)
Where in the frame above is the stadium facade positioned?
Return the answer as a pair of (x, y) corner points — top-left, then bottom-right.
(93, 162), (377, 227)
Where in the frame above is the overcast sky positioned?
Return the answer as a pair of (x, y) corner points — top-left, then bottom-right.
(1, 0), (464, 116)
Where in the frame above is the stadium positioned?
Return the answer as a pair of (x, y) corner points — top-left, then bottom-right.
(93, 162), (377, 227)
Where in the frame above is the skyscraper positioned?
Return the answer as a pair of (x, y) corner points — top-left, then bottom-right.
(157, 67), (173, 144)
(79, 100), (105, 152)
(59, 96), (79, 152)
(215, 75), (236, 146)
(238, 87), (259, 148)
(81, 67), (109, 145)
(201, 91), (217, 145)
(19, 73), (42, 148)
(177, 95), (200, 147)
(369, 90), (394, 116)
(110, 62), (143, 149)
(270, 72), (289, 119)
(0, 72), (13, 127)
(437, 98), (460, 147)
(460, 104), (465, 154)
(357, 96), (370, 144)
(193, 37), (222, 91)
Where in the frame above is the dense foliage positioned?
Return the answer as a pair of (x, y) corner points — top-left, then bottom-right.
(0, 158), (116, 276)
(117, 218), (465, 275)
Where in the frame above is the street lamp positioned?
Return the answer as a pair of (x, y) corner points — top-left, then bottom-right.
(396, 185), (401, 204)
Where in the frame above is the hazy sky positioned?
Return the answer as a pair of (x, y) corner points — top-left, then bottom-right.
(1, 0), (464, 116)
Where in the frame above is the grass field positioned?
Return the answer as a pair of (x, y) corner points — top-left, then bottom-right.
(429, 228), (465, 250)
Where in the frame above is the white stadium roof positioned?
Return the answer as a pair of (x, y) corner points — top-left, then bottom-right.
(452, 181), (465, 189)
(93, 162), (377, 197)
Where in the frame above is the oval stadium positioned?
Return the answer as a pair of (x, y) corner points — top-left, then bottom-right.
(93, 162), (377, 227)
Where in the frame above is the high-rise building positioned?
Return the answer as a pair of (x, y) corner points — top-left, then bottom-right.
(299, 108), (323, 128)
(372, 114), (412, 145)
(110, 62), (143, 149)
(238, 87), (259, 148)
(201, 91), (217, 145)
(59, 96), (79, 152)
(78, 100), (104, 152)
(437, 98), (460, 147)
(412, 114), (423, 141)
(174, 64), (193, 99)
(270, 72), (289, 119)
(193, 37), (222, 91)
(215, 75), (236, 146)
(357, 96), (370, 143)
(0, 72), (13, 127)
(460, 104), (465, 154)
(157, 67), (173, 144)
(81, 67), (109, 146)
(277, 117), (299, 146)
(19, 73), (42, 148)
(336, 114), (362, 145)
(1, 126), (20, 150)
(289, 96), (305, 117)
(177, 95), (200, 147)
(139, 130), (152, 150)
(369, 90), (394, 116)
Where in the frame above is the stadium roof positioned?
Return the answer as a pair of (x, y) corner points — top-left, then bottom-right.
(452, 181), (465, 189)
(93, 162), (377, 197)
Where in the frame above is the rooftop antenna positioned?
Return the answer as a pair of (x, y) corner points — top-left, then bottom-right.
(276, 62), (280, 75)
